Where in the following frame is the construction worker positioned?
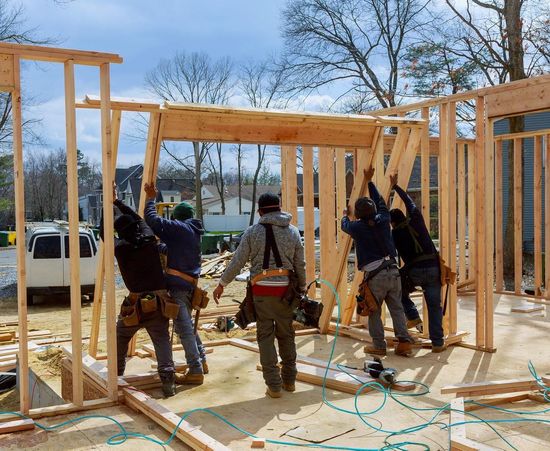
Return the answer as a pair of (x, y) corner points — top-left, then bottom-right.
(389, 172), (446, 353)
(341, 166), (413, 357)
(143, 182), (208, 385)
(101, 186), (175, 397)
(213, 193), (306, 398)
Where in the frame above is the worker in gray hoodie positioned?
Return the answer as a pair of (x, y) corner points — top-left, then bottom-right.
(213, 193), (306, 398)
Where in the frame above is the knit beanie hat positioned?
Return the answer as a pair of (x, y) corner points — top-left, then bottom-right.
(258, 193), (281, 213)
(173, 201), (194, 220)
(354, 197), (376, 219)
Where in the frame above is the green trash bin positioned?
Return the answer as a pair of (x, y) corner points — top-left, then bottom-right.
(201, 233), (222, 254)
(0, 231), (9, 247)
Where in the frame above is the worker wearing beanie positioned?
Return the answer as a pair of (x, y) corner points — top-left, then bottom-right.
(144, 183), (208, 385)
(341, 166), (413, 357)
(213, 192), (306, 398)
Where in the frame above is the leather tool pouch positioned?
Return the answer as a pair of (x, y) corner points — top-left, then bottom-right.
(284, 271), (301, 310)
(140, 293), (158, 314)
(191, 286), (210, 310)
(356, 279), (379, 317)
(235, 282), (256, 329)
(439, 257), (456, 286)
(120, 297), (140, 327)
(158, 291), (180, 320)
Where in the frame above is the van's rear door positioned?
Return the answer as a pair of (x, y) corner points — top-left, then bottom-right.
(63, 233), (97, 287)
(28, 234), (63, 288)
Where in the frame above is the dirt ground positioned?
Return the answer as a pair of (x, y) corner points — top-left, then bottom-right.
(0, 276), (248, 342)
(0, 276), (250, 411)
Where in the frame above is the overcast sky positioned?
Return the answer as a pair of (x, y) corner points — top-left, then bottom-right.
(19, 0), (324, 172)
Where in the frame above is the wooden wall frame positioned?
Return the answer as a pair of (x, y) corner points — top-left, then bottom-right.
(7, 41), (550, 441)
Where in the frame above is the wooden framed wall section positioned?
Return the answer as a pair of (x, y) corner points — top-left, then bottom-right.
(1, 43), (122, 415)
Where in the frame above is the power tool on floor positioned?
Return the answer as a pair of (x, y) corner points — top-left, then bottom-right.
(364, 357), (398, 385)
(216, 315), (235, 332)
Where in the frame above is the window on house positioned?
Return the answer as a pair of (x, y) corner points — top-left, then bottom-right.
(211, 212), (220, 215)
(243, 212), (250, 215)
(170, 196), (175, 202)
(99, 194), (103, 203)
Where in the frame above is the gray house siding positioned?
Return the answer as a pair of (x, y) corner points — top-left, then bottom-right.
(495, 111), (549, 253)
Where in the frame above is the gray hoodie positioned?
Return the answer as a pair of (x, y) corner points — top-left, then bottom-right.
(220, 211), (307, 291)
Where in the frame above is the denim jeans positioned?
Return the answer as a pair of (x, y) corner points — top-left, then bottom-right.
(401, 264), (444, 347)
(171, 288), (206, 374)
(117, 308), (174, 378)
(366, 266), (411, 349)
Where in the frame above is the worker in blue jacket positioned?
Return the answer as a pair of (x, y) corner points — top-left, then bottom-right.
(144, 182), (208, 385)
(341, 166), (412, 357)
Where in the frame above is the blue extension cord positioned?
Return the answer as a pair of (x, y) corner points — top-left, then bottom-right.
(2, 278), (550, 450)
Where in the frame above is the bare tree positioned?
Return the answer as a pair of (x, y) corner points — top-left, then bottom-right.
(239, 60), (288, 225)
(25, 148), (67, 221)
(145, 52), (233, 221)
(205, 142), (226, 215)
(418, 0), (550, 287)
(281, 0), (430, 111)
(231, 144), (244, 214)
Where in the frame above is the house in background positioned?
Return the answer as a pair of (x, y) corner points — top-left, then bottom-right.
(87, 164), (194, 225)
(78, 193), (99, 225)
(497, 111), (549, 252)
(199, 184), (281, 218)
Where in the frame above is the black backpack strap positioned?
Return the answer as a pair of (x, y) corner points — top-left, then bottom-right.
(261, 224), (283, 270)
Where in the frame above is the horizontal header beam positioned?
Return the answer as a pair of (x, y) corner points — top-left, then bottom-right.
(368, 74), (550, 117)
(161, 109), (384, 147)
(0, 42), (122, 65)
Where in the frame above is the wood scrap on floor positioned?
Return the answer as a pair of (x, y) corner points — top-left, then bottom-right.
(0, 418), (35, 434)
(441, 378), (542, 398)
(449, 397), (499, 451)
(511, 304), (544, 313)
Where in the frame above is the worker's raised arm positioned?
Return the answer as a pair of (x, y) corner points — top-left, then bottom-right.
(368, 181), (390, 222)
(393, 184), (418, 217)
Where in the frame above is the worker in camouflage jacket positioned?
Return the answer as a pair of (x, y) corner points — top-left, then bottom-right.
(213, 193), (306, 398)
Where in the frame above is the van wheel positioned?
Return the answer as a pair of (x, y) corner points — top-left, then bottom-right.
(26, 289), (34, 306)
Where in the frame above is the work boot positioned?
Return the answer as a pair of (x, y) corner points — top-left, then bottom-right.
(431, 344), (447, 353)
(406, 318), (423, 333)
(282, 382), (295, 392)
(160, 372), (176, 398)
(175, 371), (204, 385)
(266, 387), (282, 398)
(395, 341), (413, 357)
(202, 361), (209, 374)
(364, 345), (387, 356)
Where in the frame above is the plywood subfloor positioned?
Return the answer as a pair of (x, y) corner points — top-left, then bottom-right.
(6, 293), (550, 450)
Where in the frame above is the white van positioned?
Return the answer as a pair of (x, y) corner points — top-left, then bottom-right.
(25, 222), (98, 305)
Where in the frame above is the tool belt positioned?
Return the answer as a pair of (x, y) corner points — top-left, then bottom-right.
(356, 258), (397, 317)
(167, 267), (210, 310)
(119, 289), (180, 326)
(251, 268), (291, 285)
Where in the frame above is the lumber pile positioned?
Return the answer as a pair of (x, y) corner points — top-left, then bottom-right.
(200, 252), (234, 278)
(200, 251), (251, 280)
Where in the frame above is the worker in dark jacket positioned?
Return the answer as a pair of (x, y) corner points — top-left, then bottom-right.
(101, 186), (175, 397)
(341, 167), (412, 357)
(144, 182), (208, 385)
(389, 172), (445, 352)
